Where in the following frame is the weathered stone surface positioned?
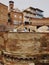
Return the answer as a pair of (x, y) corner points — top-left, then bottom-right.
(0, 32), (49, 65)
(30, 18), (49, 25)
(4, 32), (49, 56)
(0, 3), (8, 25)
(0, 32), (49, 55)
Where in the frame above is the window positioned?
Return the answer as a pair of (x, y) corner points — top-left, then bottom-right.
(8, 13), (10, 17)
(28, 28), (30, 32)
(14, 15), (17, 17)
(24, 21), (29, 25)
(13, 20), (18, 25)
(25, 27), (27, 29)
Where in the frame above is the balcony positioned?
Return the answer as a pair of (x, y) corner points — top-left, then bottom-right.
(36, 10), (43, 15)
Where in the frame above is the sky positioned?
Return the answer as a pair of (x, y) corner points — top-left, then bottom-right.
(0, 0), (49, 17)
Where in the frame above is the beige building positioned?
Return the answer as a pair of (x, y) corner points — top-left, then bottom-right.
(20, 7), (44, 32)
(23, 7), (44, 24)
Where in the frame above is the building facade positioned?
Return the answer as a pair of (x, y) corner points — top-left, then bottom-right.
(0, 3), (8, 25)
(8, 1), (23, 32)
(8, 1), (45, 32)
(23, 7), (44, 24)
(35, 8), (44, 18)
(8, 11), (23, 26)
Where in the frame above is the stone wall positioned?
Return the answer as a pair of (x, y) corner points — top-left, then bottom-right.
(0, 32), (49, 65)
(0, 3), (8, 25)
(0, 32), (49, 55)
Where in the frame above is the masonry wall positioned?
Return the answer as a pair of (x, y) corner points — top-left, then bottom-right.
(0, 3), (8, 25)
(10, 11), (23, 25)
(0, 32), (49, 65)
(6, 33), (49, 55)
(30, 18), (49, 25)
(0, 32), (49, 56)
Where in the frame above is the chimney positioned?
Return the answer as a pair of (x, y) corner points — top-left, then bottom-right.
(9, 1), (14, 11)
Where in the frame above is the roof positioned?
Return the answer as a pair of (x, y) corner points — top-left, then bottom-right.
(36, 8), (44, 12)
(23, 6), (36, 12)
(29, 7), (36, 10)
(0, 3), (8, 7)
(23, 6), (44, 12)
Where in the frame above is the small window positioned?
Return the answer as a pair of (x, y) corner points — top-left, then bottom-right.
(28, 28), (30, 32)
(25, 27), (27, 29)
(14, 15), (17, 17)
(24, 21), (29, 25)
(8, 13), (10, 17)
(13, 20), (18, 25)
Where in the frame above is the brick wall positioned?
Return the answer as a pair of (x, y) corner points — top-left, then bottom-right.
(10, 11), (23, 25)
(0, 3), (8, 25)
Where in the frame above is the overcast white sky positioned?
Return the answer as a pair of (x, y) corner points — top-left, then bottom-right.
(0, 0), (49, 17)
